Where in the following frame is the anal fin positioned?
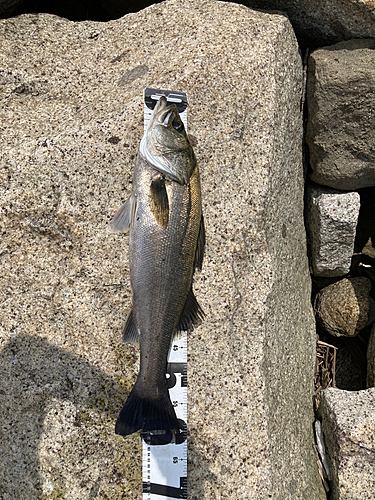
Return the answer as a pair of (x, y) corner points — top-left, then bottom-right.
(174, 288), (204, 339)
(122, 308), (140, 344)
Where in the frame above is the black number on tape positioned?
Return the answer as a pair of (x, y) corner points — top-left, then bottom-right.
(166, 362), (187, 389)
(143, 477), (187, 499)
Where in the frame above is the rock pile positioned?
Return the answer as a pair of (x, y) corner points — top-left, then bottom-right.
(306, 40), (375, 387)
(0, 1), (324, 499)
(1, 0), (375, 499)
(306, 39), (375, 499)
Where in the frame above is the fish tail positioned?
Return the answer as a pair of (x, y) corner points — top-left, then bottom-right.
(115, 385), (181, 438)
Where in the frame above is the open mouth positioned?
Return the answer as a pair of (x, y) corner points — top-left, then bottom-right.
(161, 109), (173, 126)
(154, 96), (175, 127)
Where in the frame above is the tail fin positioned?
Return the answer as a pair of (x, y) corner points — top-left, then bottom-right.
(115, 387), (181, 438)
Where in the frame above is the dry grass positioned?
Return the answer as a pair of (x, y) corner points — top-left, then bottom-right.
(314, 336), (337, 410)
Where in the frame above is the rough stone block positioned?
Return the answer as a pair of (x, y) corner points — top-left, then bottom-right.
(320, 388), (375, 500)
(306, 39), (375, 190)
(307, 185), (360, 277)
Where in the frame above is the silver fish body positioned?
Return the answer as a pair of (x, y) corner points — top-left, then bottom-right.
(112, 97), (204, 438)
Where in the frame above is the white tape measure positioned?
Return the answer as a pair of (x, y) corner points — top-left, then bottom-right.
(142, 88), (188, 500)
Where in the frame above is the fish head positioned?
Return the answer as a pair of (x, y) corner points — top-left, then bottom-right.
(140, 96), (196, 185)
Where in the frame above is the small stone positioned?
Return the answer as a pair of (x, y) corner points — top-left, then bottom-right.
(367, 322), (375, 388)
(306, 39), (375, 190)
(314, 277), (371, 337)
(320, 387), (375, 500)
(307, 185), (360, 277)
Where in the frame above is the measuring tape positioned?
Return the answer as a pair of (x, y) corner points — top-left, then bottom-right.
(141, 88), (189, 500)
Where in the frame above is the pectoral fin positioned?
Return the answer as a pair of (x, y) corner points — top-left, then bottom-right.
(108, 194), (136, 233)
(149, 176), (169, 229)
(194, 215), (205, 270)
(122, 308), (140, 344)
(174, 288), (204, 339)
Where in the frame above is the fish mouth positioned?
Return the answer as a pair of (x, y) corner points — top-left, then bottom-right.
(154, 96), (175, 127)
(161, 109), (173, 126)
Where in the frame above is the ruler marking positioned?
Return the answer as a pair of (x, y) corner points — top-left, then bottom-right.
(142, 478), (187, 499)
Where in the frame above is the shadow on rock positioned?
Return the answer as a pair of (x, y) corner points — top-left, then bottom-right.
(0, 334), (130, 498)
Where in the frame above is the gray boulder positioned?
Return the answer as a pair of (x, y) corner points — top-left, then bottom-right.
(238, 0), (375, 46)
(314, 277), (371, 337)
(306, 39), (375, 191)
(320, 387), (375, 500)
(0, 1), (325, 498)
(307, 185), (360, 277)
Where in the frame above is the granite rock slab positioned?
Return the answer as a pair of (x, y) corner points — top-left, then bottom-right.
(320, 387), (375, 500)
(0, 1), (325, 498)
(307, 185), (360, 277)
(306, 39), (375, 190)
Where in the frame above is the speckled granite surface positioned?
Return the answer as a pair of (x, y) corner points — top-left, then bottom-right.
(320, 388), (375, 499)
(0, 1), (325, 498)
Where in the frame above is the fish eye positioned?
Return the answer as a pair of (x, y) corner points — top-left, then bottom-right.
(172, 119), (183, 131)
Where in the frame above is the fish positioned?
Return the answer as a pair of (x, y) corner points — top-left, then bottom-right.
(110, 96), (205, 439)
